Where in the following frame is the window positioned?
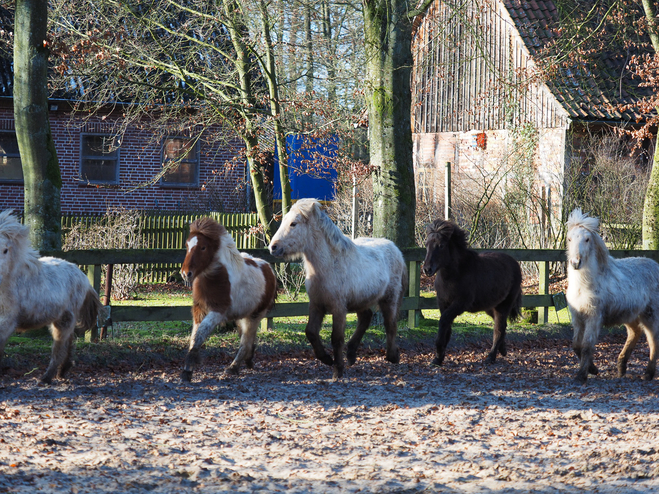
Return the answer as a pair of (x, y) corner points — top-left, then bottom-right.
(161, 137), (199, 187)
(79, 134), (120, 184)
(0, 132), (23, 183)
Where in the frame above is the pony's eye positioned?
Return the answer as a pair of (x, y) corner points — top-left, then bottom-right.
(290, 222), (297, 227)
(2, 248), (6, 254)
(201, 246), (206, 251)
(585, 238), (589, 243)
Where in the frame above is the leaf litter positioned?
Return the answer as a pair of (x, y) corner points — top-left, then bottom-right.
(1, 332), (659, 493)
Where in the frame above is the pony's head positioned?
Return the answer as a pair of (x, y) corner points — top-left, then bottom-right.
(269, 199), (351, 259)
(181, 217), (224, 283)
(423, 219), (468, 276)
(0, 210), (33, 284)
(566, 208), (609, 270)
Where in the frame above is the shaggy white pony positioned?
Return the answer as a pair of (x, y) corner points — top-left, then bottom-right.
(0, 210), (101, 384)
(269, 199), (407, 379)
(566, 208), (659, 384)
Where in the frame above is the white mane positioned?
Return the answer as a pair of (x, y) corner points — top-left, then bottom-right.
(0, 210), (40, 274)
(567, 208), (600, 235)
(294, 199), (355, 253)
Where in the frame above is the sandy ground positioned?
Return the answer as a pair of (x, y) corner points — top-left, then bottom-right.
(1, 332), (659, 494)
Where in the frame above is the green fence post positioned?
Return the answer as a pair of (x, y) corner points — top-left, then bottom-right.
(408, 260), (421, 329)
(538, 260), (549, 324)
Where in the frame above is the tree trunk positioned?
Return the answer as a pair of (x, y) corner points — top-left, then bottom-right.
(13, 0), (61, 250)
(259, 0), (292, 216)
(641, 0), (659, 248)
(224, 0), (275, 240)
(362, 0), (416, 247)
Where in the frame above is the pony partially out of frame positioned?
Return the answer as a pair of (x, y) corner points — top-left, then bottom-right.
(566, 208), (659, 384)
(269, 199), (407, 379)
(180, 217), (277, 382)
(0, 210), (102, 384)
(423, 219), (522, 366)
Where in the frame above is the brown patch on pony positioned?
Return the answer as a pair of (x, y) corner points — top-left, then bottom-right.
(252, 263), (277, 317)
(244, 258), (258, 268)
(192, 302), (208, 325)
(193, 264), (231, 314)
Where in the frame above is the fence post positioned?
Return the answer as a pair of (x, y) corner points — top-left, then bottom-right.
(86, 264), (101, 342)
(408, 260), (421, 329)
(538, 260), (549, 324)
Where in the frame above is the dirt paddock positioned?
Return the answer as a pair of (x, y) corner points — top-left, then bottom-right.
(1, 333), (659, 493)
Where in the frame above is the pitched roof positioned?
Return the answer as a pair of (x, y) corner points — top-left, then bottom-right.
(503, 0), (652, 122)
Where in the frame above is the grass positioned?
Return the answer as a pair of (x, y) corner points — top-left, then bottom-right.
(3, 283), (576, 370)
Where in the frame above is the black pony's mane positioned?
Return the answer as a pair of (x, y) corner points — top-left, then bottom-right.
(427, 219), (471, 253)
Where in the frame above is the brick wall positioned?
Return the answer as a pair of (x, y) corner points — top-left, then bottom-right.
(0, 103), (248, 214)
(413, 128), (568, 227)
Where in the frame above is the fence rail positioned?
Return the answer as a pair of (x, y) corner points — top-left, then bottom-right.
(40, 247), (659, 340)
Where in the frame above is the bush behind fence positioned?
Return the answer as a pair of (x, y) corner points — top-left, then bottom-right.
(62, 212), (260, 283)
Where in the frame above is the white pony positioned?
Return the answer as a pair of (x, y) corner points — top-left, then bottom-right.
(0, 210), (102, 384)
(566, 208), (659, 384)
(269, 199), (407, 379)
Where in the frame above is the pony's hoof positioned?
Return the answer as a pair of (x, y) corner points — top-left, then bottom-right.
(333, 368), (344, 380)
(245, 359), (254, 369)
(346, 352), (357, 366)
(180, 370), (193, 382)
(320, 355), (334, 366)
(573, 374), (588, 385)
(386, 349), (400, 364)
(484, 354), (496, 365)
(431, 356), (444, 367)
(617, 365), (627, 378)
(642, 372), (655, 381)
(225, 366), (240, 376)
(588, 364), (599, 375)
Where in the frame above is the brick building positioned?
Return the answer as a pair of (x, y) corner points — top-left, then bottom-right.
(411, 0), (653, 240)
(0, 99), (248, 214)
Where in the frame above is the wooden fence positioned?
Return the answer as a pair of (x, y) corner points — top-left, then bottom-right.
(61, 212), (260, 282)
(40, 247), (659, 341)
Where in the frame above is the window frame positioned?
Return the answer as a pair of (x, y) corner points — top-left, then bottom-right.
(78, 133), (121, 185)
(160, 136), (200, 188)
(0, 131), (24, 184)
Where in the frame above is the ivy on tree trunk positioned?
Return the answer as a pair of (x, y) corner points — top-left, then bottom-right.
(14, 0), (61, 250)
(362, 0), (422, 248)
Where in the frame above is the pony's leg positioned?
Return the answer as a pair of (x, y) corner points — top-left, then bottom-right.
(0, 318), (17, 373)
(641, 324), (657, 381)
(181, 311), (225, 382)
(617, 322), (641, 378)
(305, 305), (332, 366)
(226, 317), (259, 375)
(485, 311), (507, 364)
(573, 317), (601, 385)
(433, 303), (463, 366)
(330, 309), (347, 379)
(379, 301), (400, 365)
(41, 311), (76, 384)
(571, 313), (598, 377)
(346, 308), (373, 366)
(57, 332), (76, 379)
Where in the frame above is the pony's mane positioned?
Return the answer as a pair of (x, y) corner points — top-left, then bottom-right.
(0, 210), (40, 271)
(567, 208), (600, 235)
(190, 217), (243, 269)
(294, 199), (354, 252)
(427, 219), (469, 252)
(567, 208), (610, 268)
(190, 217), (226, 242)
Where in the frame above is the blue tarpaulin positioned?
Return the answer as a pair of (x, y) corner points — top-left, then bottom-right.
(273, 134), (337, 201)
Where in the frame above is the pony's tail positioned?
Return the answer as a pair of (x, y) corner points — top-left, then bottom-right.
(77, 288), (103, 332)
(508, 290), (523, 323)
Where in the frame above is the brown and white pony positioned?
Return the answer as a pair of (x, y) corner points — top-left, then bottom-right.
(0, 210), (102, 384)
(566, 208), (659, 384)
(269, 199), (407, 379)
(180, 217), (276, 382)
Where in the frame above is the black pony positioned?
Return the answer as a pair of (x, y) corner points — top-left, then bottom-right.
(423, 219), (522, 365)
